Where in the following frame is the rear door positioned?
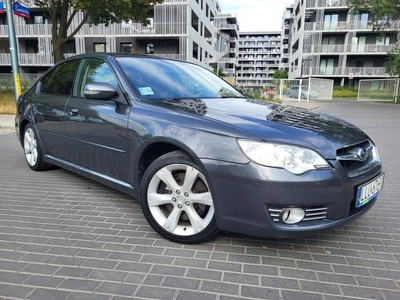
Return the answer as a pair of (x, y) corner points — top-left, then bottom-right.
(65, 58), (131, 182)
(33, 59), (80, 158)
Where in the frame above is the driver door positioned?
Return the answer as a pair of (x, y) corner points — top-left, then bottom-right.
(65, 58), (131, 182)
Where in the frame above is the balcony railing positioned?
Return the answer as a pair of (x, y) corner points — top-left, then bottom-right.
(306, 0), (348, 8)
(0, 53), (187, 67)
(148, 54), (187, 61)
(308, 67), (388, 76)
(303, 44), (395, 54)
(0, 24), (52, 37)
(0, 53), (55, 66)
(0, 22), (188, 38)
(224, 68), (235, 74)
(304, 21), (400, 32)
(214, 23), (238, 30)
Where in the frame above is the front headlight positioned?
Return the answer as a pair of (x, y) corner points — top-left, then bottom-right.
(237, 139), (330, 175)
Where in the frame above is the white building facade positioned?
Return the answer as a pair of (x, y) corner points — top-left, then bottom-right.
(289, 0), (398, 86)
(0, 0), (236, 74)
(236, 31), (281, 89)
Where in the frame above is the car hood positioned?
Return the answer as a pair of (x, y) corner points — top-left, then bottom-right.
(156, 98), (370, 158)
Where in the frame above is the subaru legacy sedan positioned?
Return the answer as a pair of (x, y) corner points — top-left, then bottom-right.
(16, 53), (384, 244)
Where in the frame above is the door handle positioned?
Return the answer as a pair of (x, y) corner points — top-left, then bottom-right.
(69, 108), (79, 115)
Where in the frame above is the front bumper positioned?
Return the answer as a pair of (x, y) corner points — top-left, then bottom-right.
(201, 158), (382, 238)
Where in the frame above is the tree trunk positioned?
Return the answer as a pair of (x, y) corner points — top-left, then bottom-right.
(52, 39), (65, 63)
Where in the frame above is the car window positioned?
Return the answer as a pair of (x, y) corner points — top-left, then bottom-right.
(39, 60), (80, 95)
(74, 59), (118, 97)
(116, 57), (245, 101)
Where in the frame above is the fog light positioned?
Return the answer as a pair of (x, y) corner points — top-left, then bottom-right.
(281, 207), (305, 224)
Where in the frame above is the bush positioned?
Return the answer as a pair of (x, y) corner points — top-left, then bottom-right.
(0, 89), (17, 114)
(333, 87), (358, 98)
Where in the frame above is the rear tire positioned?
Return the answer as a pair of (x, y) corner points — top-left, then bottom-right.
(23, 123), (50, 171)
(140, 151), (218, 244)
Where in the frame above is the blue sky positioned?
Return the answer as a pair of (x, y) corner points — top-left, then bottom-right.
(218, 0), (294, 32)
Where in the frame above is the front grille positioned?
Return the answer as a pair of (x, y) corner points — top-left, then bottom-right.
(336, 140), (380, 177)
(268, 206), (327, 223)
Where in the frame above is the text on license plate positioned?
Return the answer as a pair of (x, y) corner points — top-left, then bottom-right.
(356, 174), (384, 208)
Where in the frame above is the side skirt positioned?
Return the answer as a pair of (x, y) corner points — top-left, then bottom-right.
(45, 155), (139, 200)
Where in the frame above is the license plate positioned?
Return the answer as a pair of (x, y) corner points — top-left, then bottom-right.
(356, 174), (384, 208)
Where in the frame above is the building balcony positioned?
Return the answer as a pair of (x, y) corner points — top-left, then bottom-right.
(214, 23), (238, 30)
(224, 68), (235, 74)
(304, 20), (400, 32)
(219, 57), (237, 63)
(0, 22), (188, 38)
(306, 0), (348, 8)
(0, 53), (55, 66)
(307, 67), (388, 77)
(0, 24), (52, 37)
(0, 53), (187, 67)
(148, 54), (188, 61)
(303, 44), (395, 54)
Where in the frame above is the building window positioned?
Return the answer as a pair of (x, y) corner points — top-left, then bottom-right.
(192, 11), (199, 32)
(94, 43), (106, 52)
(373, 59), (384, 67)
(320, 58), (334, 75)
(376, 36), (390, 45)
(120, 43), (132, 53)
(324, 14), (339, 30)
(34, 16), (44, 24)
(193, 42), (198, 59)
(64, 41), (76, 54)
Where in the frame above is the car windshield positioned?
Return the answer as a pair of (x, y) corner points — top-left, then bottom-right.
(116, 56), (245, 101)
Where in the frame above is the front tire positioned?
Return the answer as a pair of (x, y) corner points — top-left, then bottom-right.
(140, 151), (218, 244)
(23, 123), (49, 171)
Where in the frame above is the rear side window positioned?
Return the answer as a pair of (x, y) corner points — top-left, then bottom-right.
(39, 60), (80, 95)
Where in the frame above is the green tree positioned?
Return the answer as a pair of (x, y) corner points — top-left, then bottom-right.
(213, 67), (226, 77)
(34, 0), (163, 63)
(347, 0), (400, 31)
(347, 0), (400, 78)
(272, 69), (288, 79)
(386, 44), (400, 76)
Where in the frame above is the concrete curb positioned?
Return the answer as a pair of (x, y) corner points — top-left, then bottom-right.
(0, 126), (15, 134)
(0, 115), (15, 134)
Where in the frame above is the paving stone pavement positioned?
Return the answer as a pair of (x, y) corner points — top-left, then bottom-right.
(0, 100), (399, 300)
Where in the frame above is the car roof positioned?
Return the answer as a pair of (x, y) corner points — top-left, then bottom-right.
(64, 52), (164, 61)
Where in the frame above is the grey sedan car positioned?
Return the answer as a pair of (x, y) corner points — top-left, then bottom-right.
(289, 86), (319, 99)
(16, 53), (384, 243)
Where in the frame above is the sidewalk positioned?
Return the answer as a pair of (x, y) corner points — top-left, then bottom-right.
(281, 99), (319, 110)
(0, 115), (15, 133)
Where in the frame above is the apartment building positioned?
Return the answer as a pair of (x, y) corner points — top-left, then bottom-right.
(0, 0), (235, 75)
(280, 3), (295, 73)
(208, 12), (239, 80)
(289, 0), (398, 86)
(236, 31), (281, 88)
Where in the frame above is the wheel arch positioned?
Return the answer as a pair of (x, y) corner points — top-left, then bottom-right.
(19, 119), (31, 146)
(135, 140), (204, 187)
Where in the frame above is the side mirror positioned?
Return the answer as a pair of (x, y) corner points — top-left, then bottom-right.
(84, 82), (118, 100)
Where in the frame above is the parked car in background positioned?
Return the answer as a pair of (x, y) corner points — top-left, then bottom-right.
(16, 53), (384, 243)
(286, 85), (296, 96)
(288, 86), (319, 99)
